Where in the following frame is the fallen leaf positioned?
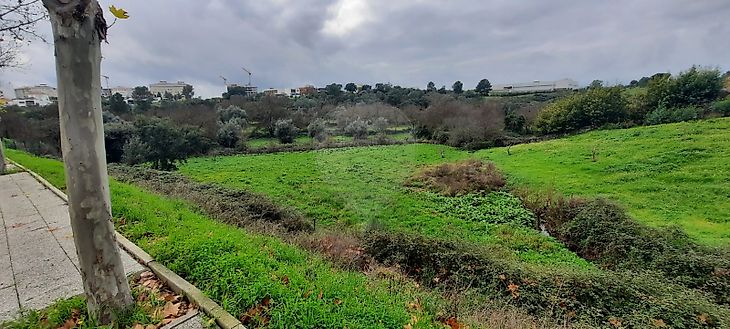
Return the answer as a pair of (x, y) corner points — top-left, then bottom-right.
(609, 317), (622, 328)
(144, 325), (156, 329)
(334, 299), (342, 305)
(303, 290), (313, 298)
(163, 302), (180, 318)
(652, 319), (667, 328)
(281, 275), (290, 285)
(507, 283), (520, 299)
(59, 319), (76, 329)
(317, 290), (323, 299)
(697, 313), (710, 324)
(132, 324), (144, 329)
(444, 316), (464, 329)
(403, 324), (412, 329)
(498, 274), (506, 281)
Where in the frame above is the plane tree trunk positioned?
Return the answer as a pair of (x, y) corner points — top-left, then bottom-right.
(42, 0), (133, 323)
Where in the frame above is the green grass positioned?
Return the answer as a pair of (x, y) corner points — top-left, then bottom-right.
(181, 145), (590, 268)
(476, 117), (730, 245)
(5, 149), (67, 190)
(6, 149), (450, 329)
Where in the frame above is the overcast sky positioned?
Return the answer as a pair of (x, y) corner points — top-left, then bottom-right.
(1, 0), (729, 98)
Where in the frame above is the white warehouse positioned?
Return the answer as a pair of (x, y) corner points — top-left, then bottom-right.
(492, 79), (579, 93)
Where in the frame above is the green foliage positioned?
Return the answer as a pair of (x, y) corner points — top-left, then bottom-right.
(182, 84), (194, 100)
(452, 80), (463, 94)
(273, 119), (298, 144)
(711, 97), (730, 116)
(104, 122), (135, 163)
(216, 119), (245, 148)
(344, 82), (357, 92)
(475, 79), (492, 96)
(363, 230), (730, 328)
(647, 67), (723, 109)
(645, 105), (703, 125)
(124, 117), (210, 170)
(131, 86), (152, 112)
(478, 118), (730, 245)
(430, 192), (535, 227)
(217, 105), (247, 122)
(426, 81), (436, 92)
(108, 92), (129, 113)
(535, 87), (627, 134)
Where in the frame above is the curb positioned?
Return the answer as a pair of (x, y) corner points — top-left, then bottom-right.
(8, 158), (245, 329)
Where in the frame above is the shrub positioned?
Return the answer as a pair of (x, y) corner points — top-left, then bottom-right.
(274, 119), (298, 144)
(124, 117), (210, 170)
(372, 117), (388, 134)
(535, 87), (627, 134)
(345, 118), (369, 140)
(645, 105), (702, 125)
(121, 136), (149, 166)
(217, 105), (247, 122)
(307, 118), (327, 142)
(216, 118), (246, 148)
(104, 122), (135, 163)
(430, 192), (536, 227)
(711, 97), (730, 116)
(362, 229), (730, 328)
(406, 160), (506, 196)
(648, 66), (723, 109)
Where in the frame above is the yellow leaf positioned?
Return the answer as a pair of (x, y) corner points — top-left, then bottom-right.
(109, 5), (130, 19)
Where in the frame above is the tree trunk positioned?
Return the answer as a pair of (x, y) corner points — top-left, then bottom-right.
(0, 137), (6, 174)
(43, 0), (133, 323)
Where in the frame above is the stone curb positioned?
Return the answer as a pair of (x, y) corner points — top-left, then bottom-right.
(8, 158), (245, 329)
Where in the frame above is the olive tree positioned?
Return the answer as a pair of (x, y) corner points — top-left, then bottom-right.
(42, 0), (133, 322)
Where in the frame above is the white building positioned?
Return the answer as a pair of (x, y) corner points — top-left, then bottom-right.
(110, 86), (133, 98)
(149, 81), (191, 96)
(11, 84), (58, 107)
(492, 79), (579, 93)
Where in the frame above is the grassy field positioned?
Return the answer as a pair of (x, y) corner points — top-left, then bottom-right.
(477, 118), (730, 245)
(246, 132), (412, 149)
(181, 145), (590, 267)
(6, 149), (454, 328)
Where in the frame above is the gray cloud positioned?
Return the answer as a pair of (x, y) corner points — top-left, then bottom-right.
(2, 0), (728, 98)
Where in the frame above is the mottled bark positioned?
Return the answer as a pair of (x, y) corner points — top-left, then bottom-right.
(42, 0), (133, 323)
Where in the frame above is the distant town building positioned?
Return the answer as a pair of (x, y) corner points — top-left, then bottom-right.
(149, 81), (191, 97)
(11, 84), (58, 107)
(297, 85), (317, 96)
(14, 84), (57, 99)
(226, 84), (258, 97)
(492, 79), (579, 93)
(110, 86), (133, 98)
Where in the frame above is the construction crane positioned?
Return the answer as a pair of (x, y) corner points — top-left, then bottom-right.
(102, 75), (110, 89)
(241, 67), (252, 86)
(219, 75), (228, 87)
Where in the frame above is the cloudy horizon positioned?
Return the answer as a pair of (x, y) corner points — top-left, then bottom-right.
(1, 0), (729, 98)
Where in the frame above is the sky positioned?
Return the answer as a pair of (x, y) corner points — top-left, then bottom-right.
(1, 0), (729, 98)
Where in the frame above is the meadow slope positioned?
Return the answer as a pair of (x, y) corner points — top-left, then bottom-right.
(477, 117), (730, 245)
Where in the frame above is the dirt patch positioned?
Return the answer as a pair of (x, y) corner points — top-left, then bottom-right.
(406, 159), (506, 196)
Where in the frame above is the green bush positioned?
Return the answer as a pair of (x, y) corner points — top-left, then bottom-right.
(711, 98), (730, 116)
(362, 230), (730, 328)
(535, 87), (627, 134)
(430, 192), (536, 227)
(554, 199), (729, 304)
(645, 105), (702, 125)
(274, 119), (298, 144)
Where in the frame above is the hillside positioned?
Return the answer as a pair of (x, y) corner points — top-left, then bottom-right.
(477, 117), (730, 245)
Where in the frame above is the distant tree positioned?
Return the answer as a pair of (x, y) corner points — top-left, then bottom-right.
(217, 105), (247, 122)
(246, 95), (290, 136)
(132, 86), (152, 111)
(647, 67), (722, 109)
(109, 93), (129, 113)
(216, 118), (246, 148)
(438, 85), (447, 94)
(325, 83), (343, 97)
(361, 84), (372, 91)
(475, 79), (492, 96)
(375, 83), (391, 93)
(373, 117), (388, 135)
(427, 81), (436, 92)
(274, 119), (298, 144)
(589, 80), (604, 89)
(124, 117), (209, 170)
(535, 87), (627, 134)
(0, 0), (46, 69)
(344, 83), (357, 93)
(452, 81), (463, 94)
(345, 117), (369, 140)
(163, 91), (173, 100)
(182, 84), (194, 100)
(629, 80), (639, 88)
(307, 118), (327, 142)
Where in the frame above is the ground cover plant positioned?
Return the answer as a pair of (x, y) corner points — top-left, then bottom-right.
(181, 144), (587, 267)
(476, 117), (730, 245)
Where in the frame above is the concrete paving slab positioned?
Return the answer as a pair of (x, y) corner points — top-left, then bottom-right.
(0, 172), (143, 322)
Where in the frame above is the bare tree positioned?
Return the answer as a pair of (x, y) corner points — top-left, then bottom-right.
(0, 0), (47, 68)
(42, 0), (133, 322)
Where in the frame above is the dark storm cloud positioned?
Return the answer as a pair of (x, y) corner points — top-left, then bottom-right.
(2, 0), (728, 97)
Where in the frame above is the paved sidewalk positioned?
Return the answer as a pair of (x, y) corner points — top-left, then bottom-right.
(0, 172), (144, 321)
